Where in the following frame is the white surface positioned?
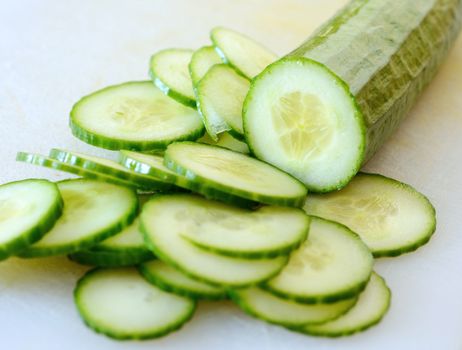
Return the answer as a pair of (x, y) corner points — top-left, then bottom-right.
(1, 0), (462, 349)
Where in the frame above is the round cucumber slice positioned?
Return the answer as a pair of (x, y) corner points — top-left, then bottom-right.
(140, 194), (289, 287)
(74, 267), (195, 340)
(303, 173), (437, 257)
(0, 179), (63, 260)
(70, 81), (204, 151)
(164, 142), (307, 207)
(198, 132), (249, 154)
(149, 49), (196, 107)
(263, 217), (373, 303)
(189, 46), (223, 86)
(69, 249), (153, 267)
(139, 260), (227, 300)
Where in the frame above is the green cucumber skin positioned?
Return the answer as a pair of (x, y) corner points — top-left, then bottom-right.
(287, 0), (462, 162)
(0, 179), (64, 260)
(149, 72), (197, 109)
(68, 249), (154, 267)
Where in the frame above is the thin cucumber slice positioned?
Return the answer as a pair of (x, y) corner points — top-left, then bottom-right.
(189, 46), (223, 86)
(0, 179), (63, 260)
(295, 272), (391, 337)
(198, 132), (249, 154)
(263, 217), (373, 303)
(70, 81), (203, 151)
(49, 148), (173, 191)
(304, 173), (436, 257)
(211, 27), (277, 79)
(140, 194), (289, 287)
(196, 64), (249, 140)
(19, 179), (138, 258)
(164, 142), (307, 207)
(229, 286), (357, 328)
(69, 249), (153, 267)
(140, 260), (227, 300)
(74, 267), (195, 340)
(149, 49), (196, 107)
(175, 198), (309, 258)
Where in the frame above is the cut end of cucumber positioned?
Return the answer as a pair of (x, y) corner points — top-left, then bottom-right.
(244, 58), (366, 192)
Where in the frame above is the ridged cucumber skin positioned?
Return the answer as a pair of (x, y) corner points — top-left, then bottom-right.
(68, 249), (154, 267)
(0, 179), (63, 260)
(287, 0), (462, 162)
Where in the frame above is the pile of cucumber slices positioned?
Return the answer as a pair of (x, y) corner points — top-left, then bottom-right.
(2, 5), (454, 340)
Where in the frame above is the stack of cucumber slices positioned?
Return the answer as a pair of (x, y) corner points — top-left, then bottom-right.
(4, 0), (457, 340)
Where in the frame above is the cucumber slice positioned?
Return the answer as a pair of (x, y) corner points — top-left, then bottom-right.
(69, 249), (153, 267)
(296, 272), (391, 337)
(19, 179), (138, 258)
(211, 27), (277, 79)
(189, 46), (223, 86)
(140, 194), (289, 287)
(140, 260), (227, 300)
(175, 200), (309, 258)
(149, 49), (196, 107)
(49, 148), (173, 191)
(304, 173), (436, 257)
(70, 81), (203, 151)
(229, 286), (357, 328)
(263, 217), (373, 303)
(164, 142), (307, 207)
(196, 64), (249, 140)
(198, 132), (249, 154)
(0, 179), (63, 260)
(74, 267), (195, 340)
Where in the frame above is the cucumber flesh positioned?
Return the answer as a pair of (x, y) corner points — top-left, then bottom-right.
(70, 81), (204, 151)
(93, 217), (147, 253)
(304, 173), (436, 257)
(19, 179), (138, 258)
(198, 132), (249, 154)
(189, 46), (223, 86)
(74, 267), (195, 340)
(296, 272), (391, 337)
(0, 179), (63, 260)
(140, 260), (227, 300)
(264, 217), (373, 303)
(69, 249), (153, 267)
(164, 142), (307, 207)
(140, 194), (289, 287)
(211, 27), (277, 79)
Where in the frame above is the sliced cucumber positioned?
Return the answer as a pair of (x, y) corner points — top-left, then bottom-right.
(304, 173), (436, 257)
(230, 286), (357, 328)
(140, 194), (288, 287)
(196, 64), (249, 140)
(164, 142), (307, 207)
(74, 267), (195, 340)
(211, 27), (277, 79)
(189, 46), (223, 86)
(70, 81), (203, 151)
(69, 249), (153, 267)
(296, 272), (391, 337)
(140, 260), (227, 300)
(149, 49), (196, 107)
(0, 179), (63, 260)
(264, 217), (373, 303)
(198, 132), (249, 154)
(19, 179), (138, 258)
(49, 148), (173, 191)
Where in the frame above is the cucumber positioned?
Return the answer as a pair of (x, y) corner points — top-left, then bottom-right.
(244, 0), (462, 192)
(263, 217), (373, 303)
(149, 49), (196, 107)
(0, 179), (63, 260)
(139, 260), (227, 300)
(70, 81), (204, 151)
(18, 179), (138, 258)
(189, 46), (223, 86)
(140, 194), (289, 287)
(229, 286), (357, 328)
(211, 27), (277, 79)
(304, 173), (436, 257)
(196, 64), (249, 140)
(198, 132), (249, 154)
(164, 142), (307, 207)
(295, 272), (391, 337)
(74, 267), (195, 340)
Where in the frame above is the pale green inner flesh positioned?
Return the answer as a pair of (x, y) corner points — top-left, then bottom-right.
(266, 217), (372, 297)
(0, 181), (57, 244)
(303, 174), (435, 252)
(189, 46), (223, 86)
(78, 268), (193, 334)
(74, 82), (202, 141)
(198, 132), (249, 154)
(97, 218), (145, 250)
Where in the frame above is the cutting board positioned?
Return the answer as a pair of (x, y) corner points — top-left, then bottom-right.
(1, 0), (462, 349)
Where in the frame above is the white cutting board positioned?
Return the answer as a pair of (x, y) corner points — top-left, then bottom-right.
(1, 0), (462, 349)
